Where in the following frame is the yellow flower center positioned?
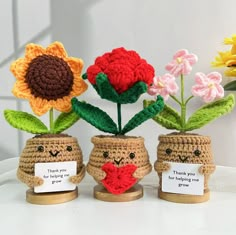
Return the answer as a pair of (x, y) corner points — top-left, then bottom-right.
(157, 81), (165, 88)
(176, 57), (182, 64)
(208, 83), (215, 89)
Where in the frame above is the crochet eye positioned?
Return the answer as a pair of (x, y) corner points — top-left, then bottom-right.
(103, 151), (109, 158)
(129, 152), (135, 159)
(66, 146), (73, 152)
(194, 149), (201, 157)
(165, 148), (172, 155)
(37, 145), (44, 152)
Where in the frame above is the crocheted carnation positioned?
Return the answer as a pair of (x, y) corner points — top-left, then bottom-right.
(87, 47), (154, 94)
(101, 162), (137, 194)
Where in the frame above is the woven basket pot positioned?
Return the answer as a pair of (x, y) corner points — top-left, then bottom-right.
(155, 133), (215, 203)
(17, 134), (85, 204)
(87, 135), (152, 201)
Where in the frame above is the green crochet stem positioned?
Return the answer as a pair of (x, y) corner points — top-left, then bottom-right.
(117, 103), (122, 133)
(49, 108), (54, 133)
(170, 73), (194, 132)
(180, 74), (185, 129)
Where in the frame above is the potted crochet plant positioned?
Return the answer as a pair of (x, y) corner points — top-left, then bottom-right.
(212, 34), (236, 91)
(144, 49), (235, 203)
(4, 42), (88, 204)
(72, 47), (164, 202)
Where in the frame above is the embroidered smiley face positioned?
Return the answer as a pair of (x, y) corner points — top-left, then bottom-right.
(163, 147), (202, 163)
(102, 150), (137, 167)
(36, 144), (75, 159)
(19, 134), (83, 176)
(88, 135), (151, 175)
(157, 135), (213, 165)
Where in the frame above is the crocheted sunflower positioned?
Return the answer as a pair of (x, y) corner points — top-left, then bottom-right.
(11, 42), (87, 115)
(4, 42), (88, 134)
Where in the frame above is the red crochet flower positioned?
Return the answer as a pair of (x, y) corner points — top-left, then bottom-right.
(87, 47), (155, 94)
(101, 162), (138, 194)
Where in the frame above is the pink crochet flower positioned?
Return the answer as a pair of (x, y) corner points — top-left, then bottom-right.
(191, 72), (224, 103)
(165, 49), (198, 77)
(148, 74), (179, 100)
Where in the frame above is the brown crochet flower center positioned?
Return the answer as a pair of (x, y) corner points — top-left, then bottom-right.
(25, 55), (74, 100)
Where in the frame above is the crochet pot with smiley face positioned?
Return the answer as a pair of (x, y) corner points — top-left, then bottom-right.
(4, 42), (88, 204)
(17, 134), (85, 189)
(144, 49), (235, 203)
(72, 48), (164, 201)
(87, 135), (152, 195)
(155, 133), (215, 203)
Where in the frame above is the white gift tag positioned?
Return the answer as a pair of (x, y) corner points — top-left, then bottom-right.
(162, 162), (204, 195)
(34, 161), (77, 193)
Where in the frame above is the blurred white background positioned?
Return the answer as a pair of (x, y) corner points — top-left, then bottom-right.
(1, 0), (236, 166)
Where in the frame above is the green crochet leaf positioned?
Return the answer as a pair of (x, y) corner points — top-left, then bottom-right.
(224, 81), (236, 91)
(92, 73), (148, 104)
(82, 73), (88, 80)
(93, 73), (120, 103)
(71, 98), (118, 134)
(4, 110), (48, 134)
(143, 100), (182, 130)
(185, 94), (235, 131)
(118, 81), (147, 104)
(53, 110), (80, 134)
(121, 96), (164, 134)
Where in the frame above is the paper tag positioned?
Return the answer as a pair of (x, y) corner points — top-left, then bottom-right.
(162, 162), (204, 195)
(34, 161), (77, 193)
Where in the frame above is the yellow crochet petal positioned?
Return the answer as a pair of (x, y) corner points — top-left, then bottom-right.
(66, 57), (84, 75)
(30, 97), (51, 116)
(225, 68), (236, 77)
(52, 97), (72, 113)
(231, 45), (236, 55)
(71, 75), (88, 96)
(225, 59), (236, 66)
(10, 58), (29, 79)
(212, 58), (225, 67)
(46, 41), (68, 58)
(224, 34), (236, 45)
(25, 43), (45, 60)
(12, 80), (31, 99)
(212, 51), (235, 67)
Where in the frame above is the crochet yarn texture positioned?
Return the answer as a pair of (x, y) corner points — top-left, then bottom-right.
(155, 133), (215, 191)
(11, 41), (87, 116)
(86, 47), (154, 94)
(87, 135), (152, 194)
(17, 134), (85, 188)
(101, 163), (137, 194)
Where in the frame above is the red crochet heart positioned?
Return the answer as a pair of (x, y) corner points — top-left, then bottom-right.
(101, 162), (137, 195)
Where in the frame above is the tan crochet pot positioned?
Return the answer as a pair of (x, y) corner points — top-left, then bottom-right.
(155, 133), (215, 203)
(87, 135), (152, 202)
(17, 134), (85, 204)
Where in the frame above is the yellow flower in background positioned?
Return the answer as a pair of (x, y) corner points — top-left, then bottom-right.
(212, 34), (236, 90)
(225, 67), (236, 77)
(212, 51), (234, 67)
(11, 42), (88, 116)
(212, 35), (236, 78)
(224, 34), (236, 54)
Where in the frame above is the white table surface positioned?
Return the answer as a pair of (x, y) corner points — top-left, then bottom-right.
(0, 158), (236, 235)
